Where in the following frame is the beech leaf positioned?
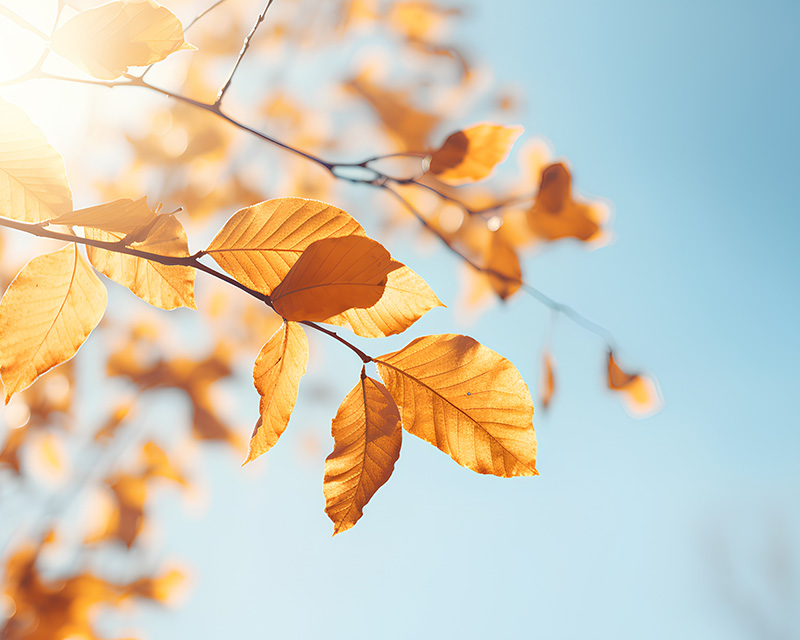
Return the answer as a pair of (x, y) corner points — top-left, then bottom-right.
(50, 197), (157, 236)
(206, 198), (365, 295)
(0, 245), (107, 402)
(607, 351), (663, 417)
(86, 215), (195, 310)
(271, 236), (396, 322)
(50, 0), (195, 81)
(428, 123), (523, 186)
(375, 334), (537, 477)
(0, 98), (72, 223)
(324, 371), (402, 535)
(248, 321), (308, 463)
(540, 350), (555, 410)
(485, 231), (522, 300)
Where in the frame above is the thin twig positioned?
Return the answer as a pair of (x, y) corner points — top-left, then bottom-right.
(214, 0), (276, 108)
(0, 5), (49, 40)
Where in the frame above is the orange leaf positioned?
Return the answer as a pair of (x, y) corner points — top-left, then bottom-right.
(376, 334), (537, 477)
(428, 123), (523, 185)
(271, 236), (397, 322)
(540, 350), (555, 410)
(324, 371), (402, 535)
(0, 245), (106, 402)
(206, 198), (364, 295)
(485, 231), (522, 300)
(248, 321), (308, 463)
(607, 351), (663, 417)
(0, 98), (72, 223)
(51, 0), (195, 81)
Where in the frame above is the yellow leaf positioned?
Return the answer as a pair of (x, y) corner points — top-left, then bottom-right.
(206, 198), (364, 295)
(428, 123), (523, 185)
(324, 371), (402, 535)
(50, 0), (195, 81)
(375, 334), (537, 477)
(247, 321), (308, 463)
(49, 197), (156, 236)
(485, 231), (521, 300)
(86, 215), (196, 310)
(0, 98), (72, 223)
(607, 351), (663, 418)
(322, 263), (444, 337)
(271, 236), (396, 322)
(0, 245), (106, 402)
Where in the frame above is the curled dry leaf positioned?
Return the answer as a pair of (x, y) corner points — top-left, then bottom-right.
(324, 371), (402, 535)
(271, 236), (397, 322)
(0, 98), (72, 223)
(607, 351), (663, 417)
(206, 198), (364, 295)
(248, 321), (308, 463)
(485, 231), (522, 300)
(86, 215), (196, 310)
(375, 334), (537, 477)
(428, 123), (523, 185)
(0, 245), (106, 403)
(50, 0), (195, 81)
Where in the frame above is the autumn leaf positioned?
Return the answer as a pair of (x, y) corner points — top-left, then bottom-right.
(324, 370), (402, 535)
(86, 215), (196, 310)
(485, 231), (522, 300)
(206, 198), (364, 295)
(0, 98), (72, 223)
(49, 197), (157, 237)
(271, 236), (397, 322)
(428, 123), (523, 185)
(375, 334), (537, 477)
(540, 350), (555, 410)
(50, 0), (195, 81)
(248, 321), (308, 463)
(607, 351), (663, 418)
(0, 245), (106, 403)
(322, 263), (444, 337)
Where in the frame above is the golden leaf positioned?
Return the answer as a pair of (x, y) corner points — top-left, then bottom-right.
(428, 123), (523, 185)
(50, 197), (157, 236)
(485, 231), (522, 300)
(50, 0), (195, 81)
(375, 334), (537, 477)
(607, 351), (663, 418)
(206, 198), (364, 295)
(324, 371), (402, 535)
(271, 236), (396, 322)
(323, 263), (444, 337)
(540, 350), (555, 410)
(0, 98), (72, 223)
(0, 245), (106, 403)
(248, 321), (308, 463)
(86, 215), (196, 310)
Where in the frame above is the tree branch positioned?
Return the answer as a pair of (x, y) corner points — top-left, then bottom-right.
(0, 5), (49, 40)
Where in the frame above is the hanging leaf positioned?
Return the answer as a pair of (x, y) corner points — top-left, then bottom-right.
(0, 98), (72, 223)
(375, 334), (537, 477)
(49, 197), (157, 236)
(428, 123), (523, 185)
(271, 236), (397, 322)
(86, 215), (195, 310)
(607, 351), (663, 417)
(0, 245), (106, 402)
(50, 0), (195, 81)
(485, 231), (522, 300)
(247, 321), (308, 463)
(324, 370), (402, 535)
(322, 263), (444, 337)
(540, 350), (555, 410)
(206, 198), (364, 295)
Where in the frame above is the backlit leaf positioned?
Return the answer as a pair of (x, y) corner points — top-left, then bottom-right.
(375, 334), (537, 477)
(485, 231), (521, 300)
(607, 351), (663, 417)
(271, 236), (396, 322)
(324, 371), (402, 535)
(0, 245), (106, 402)
(50, 197), (157, 236)
(50, 0), (195, 81)
(323, 263), (444, 337)
(248, 321), (308, 463)
(0, 98), (72, 223)
(86, 215), (196, 310)
(428, 123), (523, 185)
(206, 198), (364, 295)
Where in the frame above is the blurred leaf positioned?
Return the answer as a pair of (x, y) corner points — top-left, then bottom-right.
(429, 123), (523, 185)
(607, 351), (663, 417)
(540, 350), (555, 410)
(485, 231), (521, 300)
(376, 334), (537, 477)
(324, 371), (401, 535)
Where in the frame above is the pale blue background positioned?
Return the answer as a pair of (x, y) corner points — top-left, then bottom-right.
(120, 0), (798, 637)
